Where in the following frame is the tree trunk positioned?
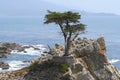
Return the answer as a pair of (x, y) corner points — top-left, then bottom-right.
(58, 23), (67, 42)
(64, 40), (71, 56)
(64, 28), (72, 56)
(64, 33), (72, 56)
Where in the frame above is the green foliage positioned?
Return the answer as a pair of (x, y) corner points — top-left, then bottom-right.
(44, 10), (86, 56)
(44, 11), (85, 32)
(59, 64), (69, 73)
(44, 10), (85, 37)
(44, 11), (80, 24)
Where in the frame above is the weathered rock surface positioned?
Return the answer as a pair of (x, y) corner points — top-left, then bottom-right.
(0, 37), (120, 80)
(97, 37), (106, 55)
(23, 37), (120, 80)
(0, 62), (9, 70)
(49, 43), (64, 56)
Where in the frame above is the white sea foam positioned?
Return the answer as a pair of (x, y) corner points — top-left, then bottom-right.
(11, 44), (46, 55)
(0, 61), (30, 72)
(0, 44), (46, 72)
(110, 59), (120, 64)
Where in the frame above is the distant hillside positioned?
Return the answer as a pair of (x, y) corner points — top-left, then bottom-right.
(72, 10), (118, 16)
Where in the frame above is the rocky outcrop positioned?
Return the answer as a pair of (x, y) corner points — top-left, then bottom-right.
(0, 62), (9, 70)
(97, 37), (106, 55)
(0, 42), (22, 58)
(23, 37), (120, 80)
(0, 37), (120, 80)
(0, 42), (22, 51)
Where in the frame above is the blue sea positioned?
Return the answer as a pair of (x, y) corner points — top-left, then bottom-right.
(0, 15), (120, 70)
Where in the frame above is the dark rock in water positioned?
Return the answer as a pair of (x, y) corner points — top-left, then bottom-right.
(0, 46), (8, 58)
(33, 48), (39, 50)
(23, 61), (31, 63)
(43, 51), (48, 53)
(0, 47), (10, 53)
(0, 42), (22, 58)
(0, 54), (7, 58)
(0, 42), (22, 51)
(0, 62), (9, 70)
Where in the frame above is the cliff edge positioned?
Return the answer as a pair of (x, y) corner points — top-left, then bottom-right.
(0, 37), (120, 80)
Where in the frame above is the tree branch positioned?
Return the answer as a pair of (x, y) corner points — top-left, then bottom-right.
(58, 23), (67, 42)
(72, 32), (79, 41)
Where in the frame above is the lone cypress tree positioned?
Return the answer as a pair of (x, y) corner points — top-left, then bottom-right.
(44, 11), (86, 56)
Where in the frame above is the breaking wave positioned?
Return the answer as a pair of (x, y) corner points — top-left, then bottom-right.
(0, 44), (46, 72)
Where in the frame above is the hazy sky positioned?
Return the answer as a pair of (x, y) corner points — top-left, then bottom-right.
(0, 0), (120, 16)
(44, 0), (120, 14)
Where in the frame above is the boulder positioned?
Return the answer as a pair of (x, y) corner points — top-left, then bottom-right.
(72, 37), (106, 58)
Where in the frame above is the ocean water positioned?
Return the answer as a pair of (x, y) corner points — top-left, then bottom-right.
(0, 45), (45, 72)
(0, 15), (120, 70)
